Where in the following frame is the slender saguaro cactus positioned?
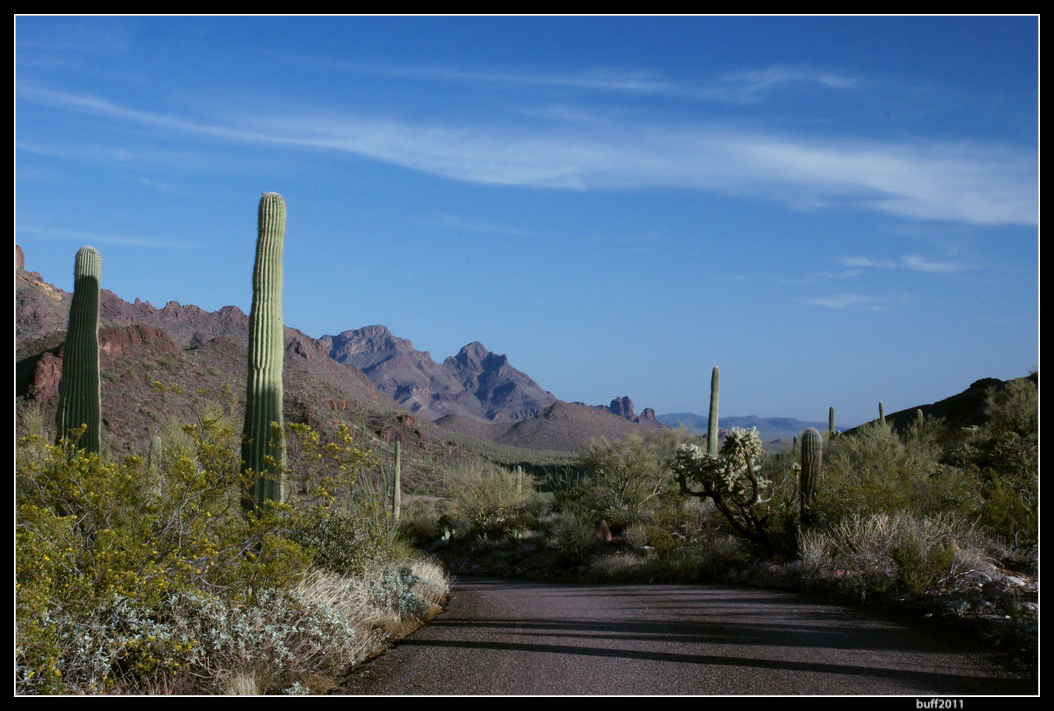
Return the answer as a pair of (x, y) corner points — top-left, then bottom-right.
(145, 435), (164, 500)
(392, 440), (402, 522)
(707, 366), (720, 456)
(915, 408), (925, 428)
(828, 406), (835, 437)
(799, 427), (823, 527)
(55, 246), (102, 453)
(878, 402), (886, 427)
(242, 192), (287, 513)
(516, 465), (523, 496)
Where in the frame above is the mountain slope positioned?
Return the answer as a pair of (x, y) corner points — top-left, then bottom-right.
(320, 325), (558, 422)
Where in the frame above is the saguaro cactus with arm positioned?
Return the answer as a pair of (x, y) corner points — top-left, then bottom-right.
(55, 246), (102, 453)
(242, 193), (287, 513)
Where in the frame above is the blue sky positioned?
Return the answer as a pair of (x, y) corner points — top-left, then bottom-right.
(16, 16), (1038, 427)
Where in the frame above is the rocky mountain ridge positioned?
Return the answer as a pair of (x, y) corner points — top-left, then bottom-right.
(16, 245), (662, 455)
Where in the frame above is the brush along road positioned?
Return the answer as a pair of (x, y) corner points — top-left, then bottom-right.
(343, 578), (1033, 695)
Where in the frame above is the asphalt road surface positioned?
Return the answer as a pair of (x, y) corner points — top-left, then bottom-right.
(343, 577), (1035, 695)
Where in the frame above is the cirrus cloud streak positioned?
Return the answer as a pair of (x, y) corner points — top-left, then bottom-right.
(20, 85), (1038, 227)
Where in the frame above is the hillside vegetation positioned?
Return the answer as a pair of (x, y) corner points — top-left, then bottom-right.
(15, 204), (1037, 693)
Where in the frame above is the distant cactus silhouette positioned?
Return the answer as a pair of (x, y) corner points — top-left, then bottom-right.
(828, 406), (835, 437)
(242, 193), (287, 513)
(879, 401), (886, 426)
(55, 246), (102, 453)
(707, 366), (720, 456)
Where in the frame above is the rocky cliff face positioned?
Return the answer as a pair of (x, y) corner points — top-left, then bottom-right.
(598, 396), (663, 427)
(15, 246), (389, 446)
(18, 246), (656, 439)
(322, 326), (558, 422)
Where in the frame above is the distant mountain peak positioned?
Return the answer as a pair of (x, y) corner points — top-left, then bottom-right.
(446, 341), (490, 368)
(326, 327), (555, 422)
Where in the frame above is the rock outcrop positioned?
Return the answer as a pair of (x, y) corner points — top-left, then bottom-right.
(322, 326), (558, 422)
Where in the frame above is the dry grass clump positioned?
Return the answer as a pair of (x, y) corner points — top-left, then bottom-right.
(798, 512), (1000, 597)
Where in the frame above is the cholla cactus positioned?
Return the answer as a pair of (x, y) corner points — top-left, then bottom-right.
(673, 426), (772, 551)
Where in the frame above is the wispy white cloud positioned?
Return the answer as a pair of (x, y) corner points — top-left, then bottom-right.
(319, 59), (857, 105)
(901, 254), (975, 273)
(815, 269), (865, 280)
(839, 256), (898, 269)
(18, 85), (1038, 227)
(804, 293), (909, 311)
(717, 65), (857, 98)
(839, 254), (976, 273)
(308, 58), (686, 97)
(18, 224), (191, 249)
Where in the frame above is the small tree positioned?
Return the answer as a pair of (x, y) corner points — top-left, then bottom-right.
(581, 431), (681, 526)
(672, 427), (774, 554)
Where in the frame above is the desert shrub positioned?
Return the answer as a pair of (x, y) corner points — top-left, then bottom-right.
(544, 508), (603, 568)
(967, 378), (1038, 547)
(281, 423), (402, 576)
(442, 461), (539, 539)
(580, 429), (689, 527)
(798, 512), (998, 599)
(15, 412), (398, 694)
(817, 421), (981, 526)
(398, 497), (447, 546)
(984, 375), (1038, 440)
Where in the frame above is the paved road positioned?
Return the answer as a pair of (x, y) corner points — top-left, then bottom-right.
(343, 577), (1035, 695)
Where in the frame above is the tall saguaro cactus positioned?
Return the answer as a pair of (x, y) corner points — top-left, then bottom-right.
(392, 440), (402, 523)
(242, 192), (287, 513)
(828, 406), (835, 437)
(55, 246), (102, 453)
(799, 427), (823, 527)
(707, 366), (720, 456)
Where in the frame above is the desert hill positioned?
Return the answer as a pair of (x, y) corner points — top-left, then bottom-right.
(16, 246), (662, 463)
(320, 325), (559, 422)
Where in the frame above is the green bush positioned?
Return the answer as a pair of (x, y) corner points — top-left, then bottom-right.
(798, 512), (993, 600)
(443, 461), (539, 540)
(891, 535), (956, 596)
(15, 414), (383, 694)
(817, 421), (980, 525)
(580, 429), (688, 527)
(544, 508), (602, 568)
